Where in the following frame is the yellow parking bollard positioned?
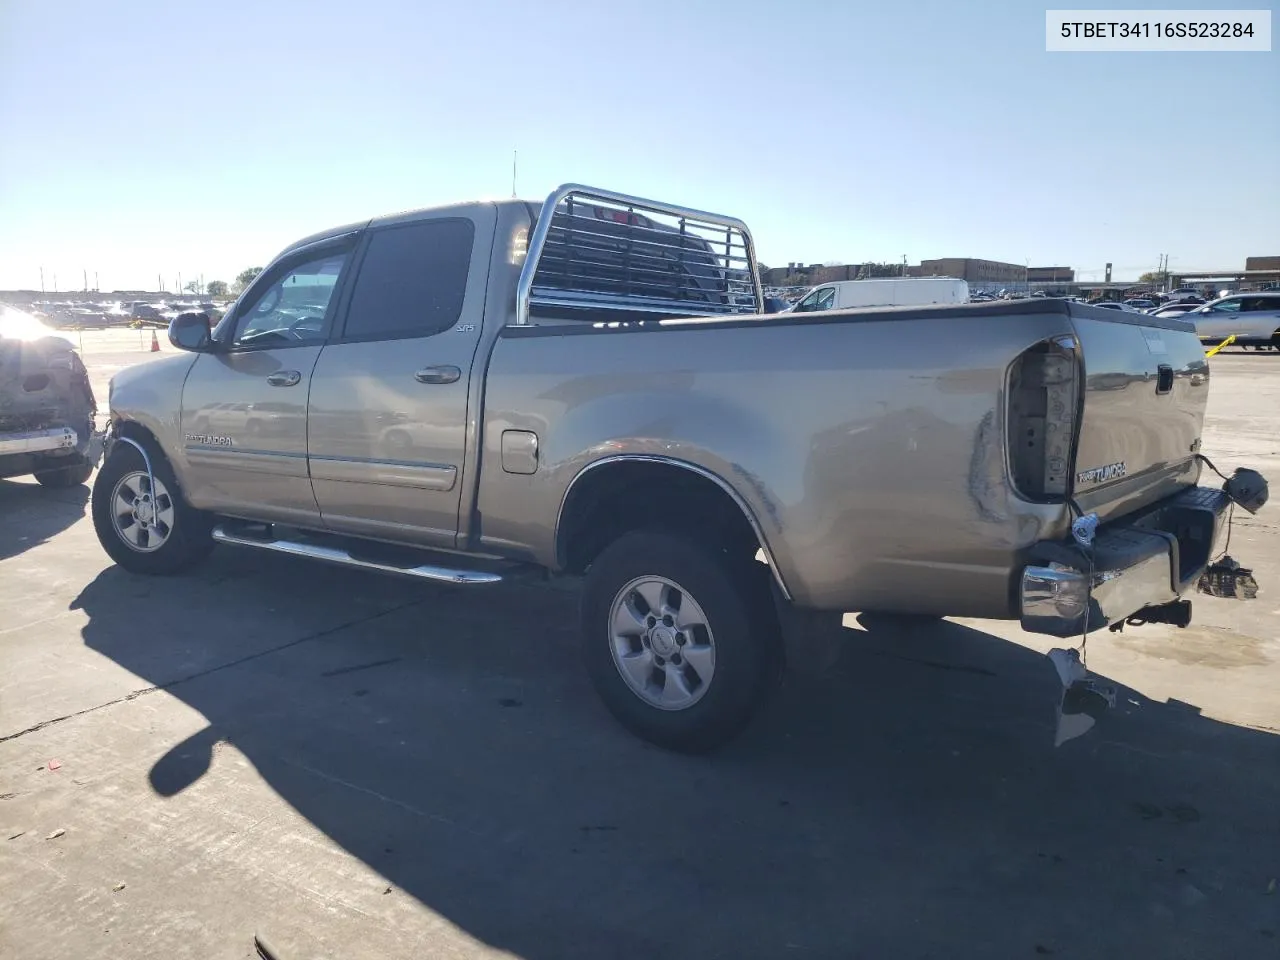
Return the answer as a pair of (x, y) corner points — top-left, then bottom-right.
(1204, 334), (1237, 359)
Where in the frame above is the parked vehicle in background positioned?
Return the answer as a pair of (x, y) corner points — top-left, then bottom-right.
(791, 277), (969, 312)
(1124, 299), (1156, 311)
(129, 302), (165, 321)
(1151, 302), (1201, 319)
(91, 183), (1265, 752)
(1091, 301), (1138, 312)
(1185, 292), (1280, 349)
(0, 305), (104, 487)
(1165, 288), (1203, 303)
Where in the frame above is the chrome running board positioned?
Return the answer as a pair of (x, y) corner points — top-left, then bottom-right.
(212, 524), (510, 584)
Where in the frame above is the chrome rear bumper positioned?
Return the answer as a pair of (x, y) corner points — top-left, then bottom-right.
(1020, 485), (1238, 637)
(0, 426), (79, 456)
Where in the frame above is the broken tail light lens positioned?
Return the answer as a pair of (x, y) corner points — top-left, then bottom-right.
(1008, 335), (1080, 500)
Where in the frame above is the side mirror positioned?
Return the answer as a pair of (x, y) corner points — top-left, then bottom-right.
(169, 312), (213, 352)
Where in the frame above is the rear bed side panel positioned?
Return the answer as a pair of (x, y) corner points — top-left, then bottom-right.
(477, 304), (1079, 616)
(1066, 307), (1208, 522)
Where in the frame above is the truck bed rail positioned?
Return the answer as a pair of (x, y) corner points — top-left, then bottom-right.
(516, 184), (764, 325)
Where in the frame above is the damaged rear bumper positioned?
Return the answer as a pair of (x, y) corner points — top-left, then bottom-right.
(1020, 485), (1253, 637)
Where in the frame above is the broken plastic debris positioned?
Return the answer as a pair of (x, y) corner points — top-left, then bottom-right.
(112, 883), (126, 892)
(45, 828), (65, 840)
(1048, 648), (1087, 688)
(47, 759), (62, 771)
(1047, 647), (1116, 746)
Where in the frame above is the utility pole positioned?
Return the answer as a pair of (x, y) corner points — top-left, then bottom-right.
(83, 268), (88, 292)
(158, 273), (163, 293)
(511, 150), (518, 199)
(94, 271), (99, 292)
(40, 267), (45, 293)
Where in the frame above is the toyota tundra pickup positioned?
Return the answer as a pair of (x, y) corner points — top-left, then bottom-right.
(93, 184), (1266, 751)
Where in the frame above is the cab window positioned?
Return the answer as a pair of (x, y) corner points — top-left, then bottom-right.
(232, 251), (350, 348)
(340, 218), (474, 342)
(794, 287), (836, 313)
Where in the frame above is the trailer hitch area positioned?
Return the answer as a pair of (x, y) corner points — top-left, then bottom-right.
(1107, 599), (1194, 633)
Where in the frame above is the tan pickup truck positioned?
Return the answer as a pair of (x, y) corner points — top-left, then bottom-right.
(94, 185), (1266, 751)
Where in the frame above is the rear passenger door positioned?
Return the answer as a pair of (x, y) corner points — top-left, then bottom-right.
(306, 208), (492, 549)
(1239, 296), (1280, 342)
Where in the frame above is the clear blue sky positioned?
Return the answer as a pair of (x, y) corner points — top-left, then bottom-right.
(1, 0), (1276, 291)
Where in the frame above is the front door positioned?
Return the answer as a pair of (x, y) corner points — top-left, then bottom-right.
(306, 210), (490, 549)
(1188, 296), (1242, 341)
(180, 241), (355, 525)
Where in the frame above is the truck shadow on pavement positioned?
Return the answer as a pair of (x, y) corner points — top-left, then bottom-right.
(72, 553), (1280, 960)
(0, 478), (89, 560)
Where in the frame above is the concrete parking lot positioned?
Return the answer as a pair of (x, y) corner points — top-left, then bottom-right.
(2, 336), (1278, 959)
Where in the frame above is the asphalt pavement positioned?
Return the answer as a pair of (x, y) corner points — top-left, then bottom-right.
(1, 337), (1277, 959)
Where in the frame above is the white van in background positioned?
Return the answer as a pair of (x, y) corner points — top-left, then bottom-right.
(791, 277), (970, 312)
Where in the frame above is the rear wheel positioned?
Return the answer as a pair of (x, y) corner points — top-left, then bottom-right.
(34, 459), (93, 488)
(580, 529), (780, 753)
(92, 440), (214, 575)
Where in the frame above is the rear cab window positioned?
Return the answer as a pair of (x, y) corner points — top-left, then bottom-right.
(340, 219), (474, 342)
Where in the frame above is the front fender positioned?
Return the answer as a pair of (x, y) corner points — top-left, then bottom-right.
(107, 353), (198, 481)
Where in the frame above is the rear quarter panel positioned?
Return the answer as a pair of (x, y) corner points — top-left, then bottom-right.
(477, 304), (1079, 616)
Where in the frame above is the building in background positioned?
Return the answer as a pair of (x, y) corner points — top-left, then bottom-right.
(1168, 255), (1280, 292)
(915, 258), (1026, 291)
(1027, 266), (1075, 283)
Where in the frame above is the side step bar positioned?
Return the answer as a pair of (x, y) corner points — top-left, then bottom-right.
(211, 524), (513, 585)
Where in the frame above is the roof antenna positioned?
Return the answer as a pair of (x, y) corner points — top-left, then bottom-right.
(511, 149), (518, 198)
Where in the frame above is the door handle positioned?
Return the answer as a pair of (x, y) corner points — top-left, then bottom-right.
(266, 370), (302, 387)
(414, 365), (461, 384)
(1156, 364), (1174, 395)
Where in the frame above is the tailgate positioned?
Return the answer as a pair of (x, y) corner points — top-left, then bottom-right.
(1068, 307), (1208, 522)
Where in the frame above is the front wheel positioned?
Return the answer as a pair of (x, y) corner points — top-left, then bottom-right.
(580, 529), (780, 753)
(91, 439), (214, 575)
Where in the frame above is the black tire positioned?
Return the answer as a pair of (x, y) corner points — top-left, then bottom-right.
(580, 529), (781, 753)
(34, 459), (94, 488)
(92, 438), (214, 575)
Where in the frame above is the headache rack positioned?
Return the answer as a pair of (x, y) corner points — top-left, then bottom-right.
(515, 184), (764, 325)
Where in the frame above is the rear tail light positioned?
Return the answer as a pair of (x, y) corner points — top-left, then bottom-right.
(1008, 335), (1079, 500)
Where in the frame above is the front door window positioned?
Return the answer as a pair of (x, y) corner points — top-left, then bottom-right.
(233, 253), (349, 348)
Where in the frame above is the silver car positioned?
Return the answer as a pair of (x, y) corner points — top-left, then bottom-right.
(1185, 292), (1280, 349)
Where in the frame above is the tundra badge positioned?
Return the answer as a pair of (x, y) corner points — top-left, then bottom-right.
(1076, 461), (1126, 486)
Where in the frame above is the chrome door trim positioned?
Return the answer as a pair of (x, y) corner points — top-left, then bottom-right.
(309, 455), (458, 491)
